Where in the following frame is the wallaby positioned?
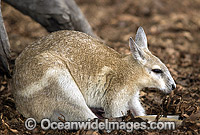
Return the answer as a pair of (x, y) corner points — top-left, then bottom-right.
(12, 27), (176, 122)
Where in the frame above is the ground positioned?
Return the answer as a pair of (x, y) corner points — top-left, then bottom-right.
(0, 0), (200, 134)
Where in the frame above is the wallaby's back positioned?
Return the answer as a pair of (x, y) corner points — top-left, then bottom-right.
(15, 30), (132, 90)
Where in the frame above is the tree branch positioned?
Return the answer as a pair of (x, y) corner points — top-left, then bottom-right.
(3, 0), (96, 37)
(0, 0), (11, 77)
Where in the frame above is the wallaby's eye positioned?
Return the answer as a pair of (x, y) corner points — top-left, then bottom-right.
(152, 69), (163, 73)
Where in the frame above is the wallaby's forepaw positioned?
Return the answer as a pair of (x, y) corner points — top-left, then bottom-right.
(130, 106), (146, 116)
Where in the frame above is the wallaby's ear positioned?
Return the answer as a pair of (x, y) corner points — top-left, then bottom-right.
(135, 26), (148, 50)
(129, 37), (146, 64)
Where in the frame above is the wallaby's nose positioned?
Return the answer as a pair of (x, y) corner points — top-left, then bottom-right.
(172, 84), (176, 90)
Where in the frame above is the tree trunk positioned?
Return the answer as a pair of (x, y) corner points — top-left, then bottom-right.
(0, 0), (11, 77)
(0, 0), (97, 77)
(3, 0), (96, 37)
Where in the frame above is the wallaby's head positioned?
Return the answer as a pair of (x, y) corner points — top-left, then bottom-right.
(129, 27), (176, 93)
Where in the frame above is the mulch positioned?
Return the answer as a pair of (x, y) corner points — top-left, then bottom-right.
(1, 0), (200, 134)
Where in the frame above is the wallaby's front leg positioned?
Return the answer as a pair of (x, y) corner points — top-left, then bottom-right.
(128, 91), (145, 116)
(103, 91), (130, 118)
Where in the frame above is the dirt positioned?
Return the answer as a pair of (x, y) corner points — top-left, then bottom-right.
(0, 0), (200, 134)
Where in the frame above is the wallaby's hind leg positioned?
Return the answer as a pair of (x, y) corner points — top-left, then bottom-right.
(47, 68), (97, 121)
(128, 91), (145, 116)
(14, 53), (97, 122)
(19, 68), (97, 122)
